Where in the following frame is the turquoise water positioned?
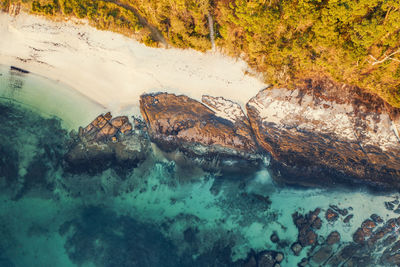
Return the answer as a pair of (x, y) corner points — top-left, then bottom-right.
(0, 65), (106, 130)
(0, 65), (399, 267)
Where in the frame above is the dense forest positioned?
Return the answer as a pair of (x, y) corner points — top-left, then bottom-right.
(1, 0), (400, 107)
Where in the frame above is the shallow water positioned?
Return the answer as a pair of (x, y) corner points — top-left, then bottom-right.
(0, 66), (399, 267)
(0, 64), (106, 130)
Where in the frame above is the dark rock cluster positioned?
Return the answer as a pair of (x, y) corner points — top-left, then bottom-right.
(292, 208), (321, 249)
(235, 250), (284, 267)
(292, 206), (400, 267)
(64, 112), (151, 174)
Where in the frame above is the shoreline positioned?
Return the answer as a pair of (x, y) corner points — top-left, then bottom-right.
(0, 11), (267, 117)
(2, 11), (399, 190)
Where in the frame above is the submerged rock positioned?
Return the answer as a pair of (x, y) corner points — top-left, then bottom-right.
(371, 214), (384, 224)
(140, 93), (264, 174)
(246, 79), (400, 190)
(270, 232), (280, 243)
(343, 214), (354, 224)
(292, 208), (321, 247)
(311, 245), (332, 265)
(257, 250), (284, 267)
(325, 208), (339, 222)
(291, 242), (303, 256)
(65, 112), (150, 174)
(326, 231), (341, 245)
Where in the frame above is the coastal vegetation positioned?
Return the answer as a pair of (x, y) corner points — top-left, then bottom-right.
(1, 0), (400, 107)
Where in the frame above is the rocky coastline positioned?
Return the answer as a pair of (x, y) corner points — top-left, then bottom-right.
(66, 78), (400, 190)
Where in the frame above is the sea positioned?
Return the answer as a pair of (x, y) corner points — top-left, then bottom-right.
(0, 64), (398, 267)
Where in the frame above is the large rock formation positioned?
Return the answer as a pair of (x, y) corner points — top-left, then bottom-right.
(65, 112), (151, 174)
(140, 93), (264, 174)
(246, 79), (400, 190)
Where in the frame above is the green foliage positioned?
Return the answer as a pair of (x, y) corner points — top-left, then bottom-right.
(0, 0), (10, 11)
(3, 0), (400, 107)
(129, 0), (212, 50)
(29, 0), (142, 33)
(213, 0), (400, 106)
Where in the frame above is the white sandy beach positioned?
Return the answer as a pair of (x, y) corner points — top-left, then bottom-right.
(0, 12), (267, 116)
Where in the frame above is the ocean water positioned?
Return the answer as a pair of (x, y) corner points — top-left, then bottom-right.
(0, 65), (399, 267)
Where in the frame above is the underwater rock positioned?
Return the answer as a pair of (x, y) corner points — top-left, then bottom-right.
(325, 208), (339, 222)
(65, 112), (150, 174)
(329, 205), (348, 216)
(291, 242), (303, 256)
(257, 250), (284, 267)
(343, 214), (354, 224)
(305, 211), (400, 266)
(361, 219), (376, 230)
(311, 245), (332, 265)
(270, 232), (279, 243)
(326, 231), (341, 245)
(353, 228), (367, 244)
(292, 208), (321, 247)
(0, 102), (68, 198)
(297, 258), (308, 267)
(367, 217), (400, 245)
(385, 201), (395, 210)
(140, 93), (264, 174)
(246, 78), (400, 190)
(371, 214), (383, 224)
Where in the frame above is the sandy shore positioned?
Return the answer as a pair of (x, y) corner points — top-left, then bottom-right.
(0, 12), (267, 116)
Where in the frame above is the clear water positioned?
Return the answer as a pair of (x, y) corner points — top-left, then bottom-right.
(0, 66), (398, 267)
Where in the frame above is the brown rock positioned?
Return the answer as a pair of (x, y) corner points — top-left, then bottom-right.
(343, 214), (354, 223)
(329, 205), (348, 216)
(361, 219), (376, 230)
(370, 214), (383, 224)
(325, 209), (339, 222)
(140, 93), (263, 173)
(353, 228), (365, 244)
(326, 231), (341, 245)
(110, 116), (129, 128)
(97, 123), (118, 139)
(246, 78), (400, 190)
(312, 217), (322, 229)
(65, 113), (149, 174)
(311, 246), (332, 264)
(367, 217), (400, 245)
(81, 113), (132, 142)
(120, 122), (132, 134)
(293, 209), (321, 246)
(92, 113), (110, 128)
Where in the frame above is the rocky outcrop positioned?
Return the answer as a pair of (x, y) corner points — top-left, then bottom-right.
(292, 205), (400, 267)
(140, 93), (263, 174)
(292, 208), (322, 250)
(65, 112), (150, 174)
(235, 250), (284, 267)
(246, 79), (400, 190)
